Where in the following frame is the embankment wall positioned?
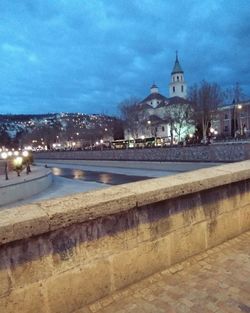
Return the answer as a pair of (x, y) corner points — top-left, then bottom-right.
(35, 142), (250, 162)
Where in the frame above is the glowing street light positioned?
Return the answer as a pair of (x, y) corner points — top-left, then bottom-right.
(22, 150), (29, 157)
(13, 156), (23, 177)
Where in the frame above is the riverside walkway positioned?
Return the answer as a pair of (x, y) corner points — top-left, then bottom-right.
(0, 165), (52, 207)
(77, 231), (250, 313)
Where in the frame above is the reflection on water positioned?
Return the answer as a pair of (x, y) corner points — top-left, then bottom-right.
(73, 169), (84, 179)
(99, 173), (112, 184)
(52, 167), (63, 176)
(51, 167), (150, 185)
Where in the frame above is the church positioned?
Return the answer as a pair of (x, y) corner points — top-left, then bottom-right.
(124, 53), (193, 143)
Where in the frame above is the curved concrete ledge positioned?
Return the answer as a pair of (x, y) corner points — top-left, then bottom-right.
(0, 166), (53, 207)
(0, 160), (250, 245)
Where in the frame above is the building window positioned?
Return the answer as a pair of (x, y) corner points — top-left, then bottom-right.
(181, 85), (184, 92)
(173, 86), (175, 93)
(224, 114), (228, 120)
(162, 126), (165, 131)
(177, 76), (179, 81)
(224, 126), (229, 132)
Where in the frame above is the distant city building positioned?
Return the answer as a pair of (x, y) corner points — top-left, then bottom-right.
(212, 100), (250, 138)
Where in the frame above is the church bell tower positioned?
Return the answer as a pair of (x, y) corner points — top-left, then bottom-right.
(169, 51), (187, 99)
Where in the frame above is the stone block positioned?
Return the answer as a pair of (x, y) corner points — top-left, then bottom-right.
(40, 185), (137, 231)
(6, 237), (53, 289)
(46, 260), (111, 313)
(239, 204), (250, 233)
(111, 236), (170, 290)
(0, 205), (49, 245)
(0, 283), (46, 313)
(206, 210), (240, 248)
(170, 222), (206, 265)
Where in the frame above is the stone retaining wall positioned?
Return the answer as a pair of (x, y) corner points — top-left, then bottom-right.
(35, 142), (250, 162)
(1, 161), (250, 313)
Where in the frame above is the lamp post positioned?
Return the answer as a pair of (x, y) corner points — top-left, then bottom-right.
(22, 150), (31, 174)
(232, 104), (242, 138)
(1, 152), (8, 180)
(13, 156), (23, 177)
(147, 120), (152, 137)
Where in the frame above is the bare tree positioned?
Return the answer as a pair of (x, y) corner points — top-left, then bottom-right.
(224, 82), (245, 104)
(189, 81), (223, 143)
(119, 97), (141, 138)
(164, 103), (193, 142)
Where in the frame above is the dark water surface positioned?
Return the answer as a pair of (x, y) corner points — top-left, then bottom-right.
(50, 167), (151, 185)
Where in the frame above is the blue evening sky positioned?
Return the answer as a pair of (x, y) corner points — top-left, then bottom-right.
(0, 0), (249, 115)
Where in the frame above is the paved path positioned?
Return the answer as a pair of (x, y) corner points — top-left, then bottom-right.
(0, 165), (46, 187)
(75, 231), (250, 313)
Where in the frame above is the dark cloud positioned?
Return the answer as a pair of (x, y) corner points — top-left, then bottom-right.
(0, 0), (249, 114)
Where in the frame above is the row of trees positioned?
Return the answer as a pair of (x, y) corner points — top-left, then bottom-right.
(119, 81), (245, 143)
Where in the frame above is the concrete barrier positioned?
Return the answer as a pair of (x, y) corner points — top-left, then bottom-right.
(0, 167), (53, 206)
(35, 142), (250, 162)
(1, 161), (250, 312)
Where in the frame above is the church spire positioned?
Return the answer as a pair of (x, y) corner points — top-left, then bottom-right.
(171, 50), (184, 75)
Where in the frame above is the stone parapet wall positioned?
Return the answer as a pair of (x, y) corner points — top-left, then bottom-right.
(1, 161), (250, 312)
(35, 143), (250, 162)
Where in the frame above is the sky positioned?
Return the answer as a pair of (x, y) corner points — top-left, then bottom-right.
(0, 0), (249, 115)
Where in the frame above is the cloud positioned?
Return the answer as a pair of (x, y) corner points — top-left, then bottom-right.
(0, 0), (249, 114)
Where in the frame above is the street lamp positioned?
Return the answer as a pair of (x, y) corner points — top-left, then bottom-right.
(22, 150), (31, 174)
(13, 156), (23, 176)
(147, 120), (152, 137)
(232, 104), (243, 138)
(1, 152), (8, 180)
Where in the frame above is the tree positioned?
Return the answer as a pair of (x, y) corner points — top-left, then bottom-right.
(164, 103), (194, 143)
(112, 118), (124, 140)
(119, 97), (141, 139)
(224, 82), (245, 104)
(0, 129), (11, 147)
(189, 81), (223, 143)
